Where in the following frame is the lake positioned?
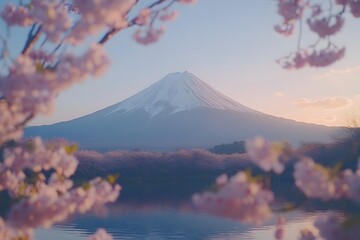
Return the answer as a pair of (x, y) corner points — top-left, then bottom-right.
(35, 196), (326, 240)
(34, 175), (359, 240)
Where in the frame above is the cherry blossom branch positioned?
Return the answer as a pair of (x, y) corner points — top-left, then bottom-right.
(297, 17), (303, 50)
(15, 113), (34, 130)
(98, 0), (140, 45)
(98, 0), (174, 45)
(0, 36), (9, 60)
(150, 0), (176, 25)
(21, 25), (42, 55)
(337, 3), (347, 16)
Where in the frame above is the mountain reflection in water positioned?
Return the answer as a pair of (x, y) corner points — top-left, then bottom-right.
(36, 201), (325, 240)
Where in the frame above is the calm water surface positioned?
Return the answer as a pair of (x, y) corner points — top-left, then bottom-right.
(34, 176), (334, 239)
(36, 203), (323, 240)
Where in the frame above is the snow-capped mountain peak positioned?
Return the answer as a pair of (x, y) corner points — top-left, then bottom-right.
(105, 71), (256, 118)
(26, 71), (337, 150)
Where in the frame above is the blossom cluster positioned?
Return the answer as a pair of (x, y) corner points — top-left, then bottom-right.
(7, 177), (120, 229)
(294, 157), (348, 201)
(0, 138), (120, 238)
(298, 228), (317, 240)
(314, 212), (360, 240)
(0, 100), (26, 145)
(0, 217), (34, 240)
(245, 136), (285, 174)
(192, 172), (274, 224)
(274, 217), (285, 240)
(343, 160), (360, 203)
(131, 0), (196, 45)
(0, 44), (109, 145)
(274, 0), (359, 68)
(274, 0), (304, 36)
(0, 137), (77, 196)
(294, 157), (360, 203)
(132, 8), (175, 45)
(1, 0), (72, 43)
(0, 1), (195, 239)
(278, 45), (345, 69)
(88, 228), (113, 240)
(67, 0), (136, 44)
(195, 137), (360, 239)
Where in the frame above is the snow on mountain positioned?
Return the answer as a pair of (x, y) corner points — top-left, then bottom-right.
(103, 71), (257, 118)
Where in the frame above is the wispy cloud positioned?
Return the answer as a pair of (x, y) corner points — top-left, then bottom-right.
(312, 65), (360, 80)
(309, 115), (337, 123)
(274, 91), (284, 97)
(293, 96), (352, 110)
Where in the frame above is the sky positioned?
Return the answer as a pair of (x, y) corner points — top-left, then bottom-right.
(2, 0), (360, 127)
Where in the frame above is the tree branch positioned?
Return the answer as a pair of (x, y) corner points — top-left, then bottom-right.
(297, 18), (303, 50)
(98, 0), (171, 45)
(21, 25), (42, 55)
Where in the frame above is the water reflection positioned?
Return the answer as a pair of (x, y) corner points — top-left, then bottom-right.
(36, 202), (325, 240)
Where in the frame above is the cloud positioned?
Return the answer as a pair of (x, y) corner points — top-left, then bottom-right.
(354, 94), (360, 103)
(293, 96), (352, 110)
(309, 115), (337, 123)
(312, 65), (360, 80)
(274, 91), (284, 97)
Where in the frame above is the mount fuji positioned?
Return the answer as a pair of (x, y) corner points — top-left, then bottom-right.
(26, 72), (342, 150)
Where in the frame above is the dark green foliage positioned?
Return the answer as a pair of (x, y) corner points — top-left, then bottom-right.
(208, 140), (246, 154)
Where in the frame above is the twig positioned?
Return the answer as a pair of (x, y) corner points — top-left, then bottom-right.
(21, 25), (42, 55)
(336, 4), (346, 16)
(297, 18), (303, 50)
(98, 0), (173, 45)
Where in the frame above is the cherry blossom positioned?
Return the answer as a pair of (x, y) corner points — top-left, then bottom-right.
(344, 159), (360, 203)
(88, 228), (113, 240)
(278, 45), (345, 69)
(276, 0), (304, 24)
(135, 9), (151, 26)
(1, 4), (34, 26)
(274, 0), (353, 68)
(2, 54), (56, 115)
(192, 172), (274, 224)
(31, 0), (72, 43)
(29, 50), (54, 63)
(160, 11), (179, 22)
(0, 1), (359, 239)
(336, 0), (348, 5)
(274, 22), (295, 36)
(7, 177), (120, 229)
(0, 100), (25, 144)
(245, 136), (285, 174)
(3, 137), (78, 177)
(0, 218), (33, 240)
(307, 46), (345, 67)
(67, 0), (136, 44)
(0, 170), (25, 197)
(0, 1), (196, 239)
(133, 27), (166, 45)
(274, 217), (285, 240)
(277, 50), (308, 69)
(299, 229), (317, 240)
(349, 0), (360, 18)
(178, 0), (197, 4)
(307, 16), (344, 38)
(294, 158), (348, 201)
(315, 212), (360, 240)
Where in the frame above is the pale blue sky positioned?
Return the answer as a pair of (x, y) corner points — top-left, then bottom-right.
(1, 1), (360, 126)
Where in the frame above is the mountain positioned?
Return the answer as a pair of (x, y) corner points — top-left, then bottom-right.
(25, 71), (342, 150)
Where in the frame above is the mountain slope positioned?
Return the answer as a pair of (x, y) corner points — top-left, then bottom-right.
(26, 72), (342, 150)
(89, 71), (258, 119)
